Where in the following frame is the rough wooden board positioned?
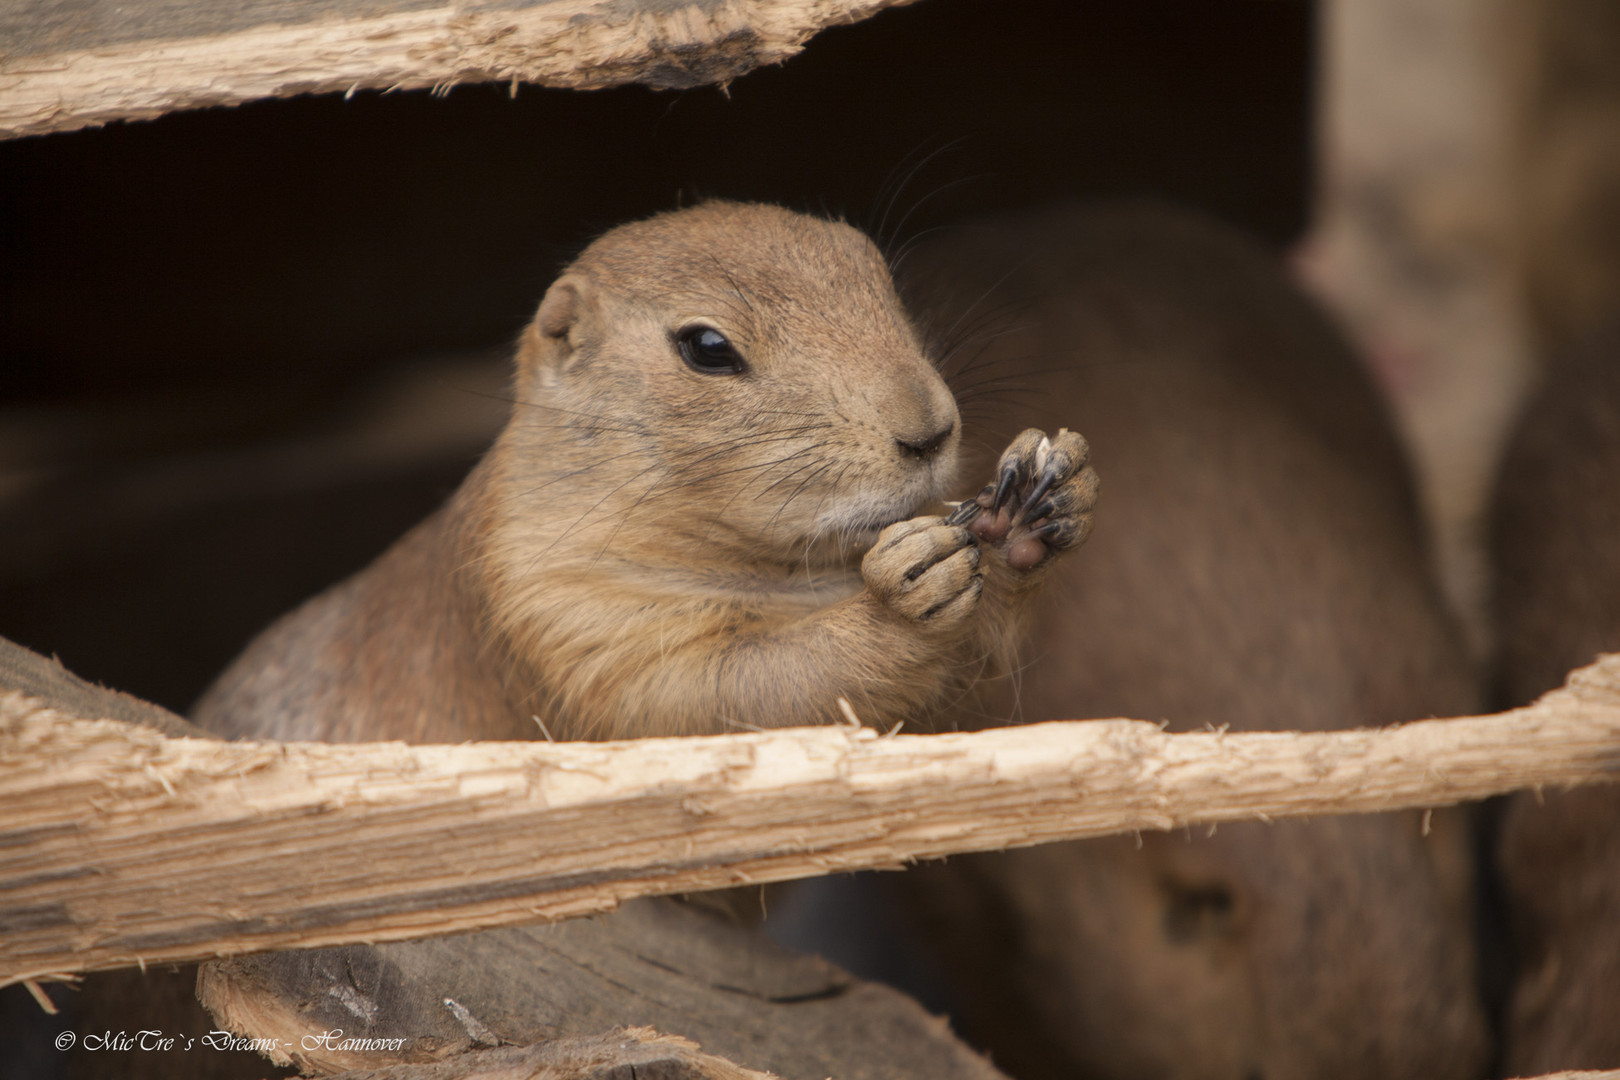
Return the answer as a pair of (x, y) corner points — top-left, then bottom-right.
(0, 643), (973, 1079)
(316, 1030), (779, 1079)
(0, 0), (918, 139)
(197, 897), (1003, 1080)
(3, 0), (458, 53)
(310, 1051), (1620, 1080)
(0, 635), (204, 740)
(3, 650), (1620, 986)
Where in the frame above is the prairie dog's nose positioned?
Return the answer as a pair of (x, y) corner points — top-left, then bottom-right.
(876, 355), (959, 461)
(896, 419), (957, 460)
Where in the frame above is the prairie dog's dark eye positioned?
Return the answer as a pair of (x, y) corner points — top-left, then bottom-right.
(675, 325), (747, 375)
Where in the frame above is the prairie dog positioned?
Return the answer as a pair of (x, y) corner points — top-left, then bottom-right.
(1491, 326), (1620, 1072)
(194, 202), (1097, 743)
(886, 204), (1489, 1080)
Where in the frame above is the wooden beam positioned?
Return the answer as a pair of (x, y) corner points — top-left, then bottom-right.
(311, 1049), (1620, 1080)
(2, 653), (1618, 986)
(0, 0), (916, 140)
(315, 1033), (777, 1080)
(198, 897), (1010, 1078)
(323, 1058), (1620, 1080)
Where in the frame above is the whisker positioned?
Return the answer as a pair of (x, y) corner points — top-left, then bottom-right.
(696, 448), (828, 546)
(870, 139), (967, 256)
(888, 222), (963, 278)
(751, 452), (829, 501)
(885, 173), (986, 260)
(706, 254), (759, 318)
(926, 258), (1037, 365)
(524, 459), (671, 565)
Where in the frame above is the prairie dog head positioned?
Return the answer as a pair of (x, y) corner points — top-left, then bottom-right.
(502, 202), (960, 564)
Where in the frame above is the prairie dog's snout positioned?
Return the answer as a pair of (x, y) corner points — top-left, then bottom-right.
(886, 369), (961, 460)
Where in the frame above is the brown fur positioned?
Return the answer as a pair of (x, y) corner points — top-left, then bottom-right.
(194, 202), (1096, 743)
(1491, 325), (1620, 1072)
(892, 205), (1489, 1080)
(1512, 0), (1620, 360)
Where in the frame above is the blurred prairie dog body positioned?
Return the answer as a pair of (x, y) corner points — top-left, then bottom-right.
(889, 205), (1489, 1080)
(1491, 328), (1620, 1072)
(195, 202), (1096, 744)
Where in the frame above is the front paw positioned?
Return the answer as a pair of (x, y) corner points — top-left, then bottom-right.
(862, 517), (983, 627)
(946, 427), (1099, 570)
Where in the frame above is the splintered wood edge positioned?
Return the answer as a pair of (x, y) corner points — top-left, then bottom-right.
(1, 653), (1618, 985)
(0, 0), (917, 140)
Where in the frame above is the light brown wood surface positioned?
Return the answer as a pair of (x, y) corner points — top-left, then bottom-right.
(198, 896), (1009, 1079)
(311, 1057), (1620, 1080)
(3, 652), (1618, 986)
(0, 0), (915, 139)
(307, 1030), (778, 1080)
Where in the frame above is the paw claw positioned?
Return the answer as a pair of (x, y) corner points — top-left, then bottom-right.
(1020, 474), (1058, 519)
(993, 467), (1019, 512)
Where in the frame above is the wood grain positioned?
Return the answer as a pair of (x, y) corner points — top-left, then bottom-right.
(0, 0), (916, 139)
(198, 897), (1007, 1078)
(310, 1033), (781, 1079)
(3, 652), (1617, 985)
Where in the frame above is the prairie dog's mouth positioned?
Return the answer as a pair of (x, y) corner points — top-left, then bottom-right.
(811, 472), (955, 545)
(833, 500), (929, 539)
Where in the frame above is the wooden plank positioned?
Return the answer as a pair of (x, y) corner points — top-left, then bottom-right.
(313, 1032), (782, 1079)
(315, 1062), (1620, 1080)
(0, 0), (916, 140)
(314, 1032), (778, 1080)
(0, 634), (200, 740)
(197, 898), (1007, 1078)
(3, 651), (1618, 985)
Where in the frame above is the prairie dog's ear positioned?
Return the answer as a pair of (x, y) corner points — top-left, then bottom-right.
(535, 274), (596, 343)
(528, 275), (605, 375)
(521, 275), (598, 378)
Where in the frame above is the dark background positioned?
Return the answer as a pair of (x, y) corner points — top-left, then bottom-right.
(0, 0), (1313, 715)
